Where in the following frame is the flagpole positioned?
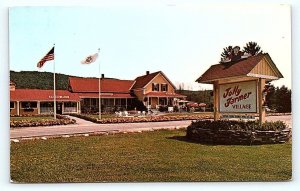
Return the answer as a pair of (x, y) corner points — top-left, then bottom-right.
(98, 48), (101, 120)
(53, 44), (57, 120)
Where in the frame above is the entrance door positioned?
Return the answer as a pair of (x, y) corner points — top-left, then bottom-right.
(56, 102), (63, 114)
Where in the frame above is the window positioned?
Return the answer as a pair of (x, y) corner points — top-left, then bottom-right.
(40, 102), (53, 107)
(64, 102), (77, 113)
(152, 83), (159, 91)
(64, 102), (77, 107)
(10, 102), (15, 109)
(161, 84), (168, 92)
(21, 102), (37, 109)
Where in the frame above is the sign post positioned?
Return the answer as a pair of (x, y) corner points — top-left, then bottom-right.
(213, 81), (220, 121)
(258, 78), (266, 125)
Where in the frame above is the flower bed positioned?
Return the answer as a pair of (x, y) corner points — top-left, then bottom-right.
(69, 113), (213, 124)
(186, 120), (291, 145)
(10, 114), (76, 128)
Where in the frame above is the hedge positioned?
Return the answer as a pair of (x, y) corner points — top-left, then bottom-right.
(186, 120), (291, 145)
(69, 113), (213, 124)
(10, 114), (76, 128)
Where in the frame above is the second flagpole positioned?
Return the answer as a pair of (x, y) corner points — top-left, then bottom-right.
(53, 43), (57, 120)
(98, 48), (101, 120)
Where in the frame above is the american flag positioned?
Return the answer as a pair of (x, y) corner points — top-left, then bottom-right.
(37, 47), (54, 68)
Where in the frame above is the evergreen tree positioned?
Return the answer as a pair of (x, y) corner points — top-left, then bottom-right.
(220, 45), (233, 61)
(276, 85), (291, 113)
(243, 41), (263, 56)
(265, 84), (291, 113)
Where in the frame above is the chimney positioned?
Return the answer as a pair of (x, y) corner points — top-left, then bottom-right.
(101, 74), (105, 78)
(146, 71), (150, 75)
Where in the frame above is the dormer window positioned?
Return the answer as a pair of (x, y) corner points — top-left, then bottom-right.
(161, 83), (168, 92)
(152, 83), (159, 91)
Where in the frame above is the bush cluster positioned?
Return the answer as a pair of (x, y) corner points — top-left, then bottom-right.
(188, 120), (288, 131)
(10, 115), (76, 128)
(70, 113), (212, 124)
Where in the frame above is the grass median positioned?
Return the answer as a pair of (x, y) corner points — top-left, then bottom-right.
(10, 129), (291, 182)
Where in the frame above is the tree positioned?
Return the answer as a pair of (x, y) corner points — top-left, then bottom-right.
(220, 45), (233, 61)
(275, 85), (291, 113)
(243, 41), (263, 56)
(265, 84), (291, 113)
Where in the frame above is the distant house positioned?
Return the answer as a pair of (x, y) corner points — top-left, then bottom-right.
(10, 81), (16, 91)
(10, 71), (186, 115)
(132, 71), (186, 109)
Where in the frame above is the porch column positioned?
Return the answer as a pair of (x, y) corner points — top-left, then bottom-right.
(37, 101), (41, 114)
(89, 98), (92, 110)
(125, 98), (127, 109)
(62, 102), (65, 114)
(147, 96), (149, 109)
(258, 78), (266, 125)
(213, 81), (220, 121)
(78, 101), (81, 114)
(114, 98), (116, 106)
(16, 101), (20, 116)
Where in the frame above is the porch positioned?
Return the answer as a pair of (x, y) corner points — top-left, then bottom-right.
(144, 92), (187, 109)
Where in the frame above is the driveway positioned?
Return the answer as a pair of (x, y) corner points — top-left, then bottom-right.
(10, 115), (292, 139)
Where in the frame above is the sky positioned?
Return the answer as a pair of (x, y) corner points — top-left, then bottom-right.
(9, 4), (291, 90)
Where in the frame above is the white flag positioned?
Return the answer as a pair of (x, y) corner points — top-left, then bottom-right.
(81, 53), (98, 64)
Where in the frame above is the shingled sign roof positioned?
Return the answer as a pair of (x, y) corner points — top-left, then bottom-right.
(196, 53), (283, 83)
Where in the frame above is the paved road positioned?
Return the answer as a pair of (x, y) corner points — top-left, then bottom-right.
(10, 115), (292, 139)
(10, 118), (192, 139)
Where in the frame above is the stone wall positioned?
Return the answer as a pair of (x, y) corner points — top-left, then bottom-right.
(186, 127), (291, 145)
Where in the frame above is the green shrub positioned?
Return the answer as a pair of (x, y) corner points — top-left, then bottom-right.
(10, 114), (76, 128)
(188, 120), (288, 131)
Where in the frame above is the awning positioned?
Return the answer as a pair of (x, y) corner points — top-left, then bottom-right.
(145, 92), (186, 98)
(78, 93), (134, 99)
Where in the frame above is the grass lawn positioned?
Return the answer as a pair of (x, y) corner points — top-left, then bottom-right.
(10, 130), (292, 183)
(10, 116), (55, 122)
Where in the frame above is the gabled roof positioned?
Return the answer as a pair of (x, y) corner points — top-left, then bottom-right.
(69, 77), (135, 93)
(10, 89), (80, 101)
(132, 71), (176, 89)
(132, 71), (161, 89)
(196, 53), (283, 83)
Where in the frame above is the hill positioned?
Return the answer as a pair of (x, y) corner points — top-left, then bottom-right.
(10, 71), (72, 90)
